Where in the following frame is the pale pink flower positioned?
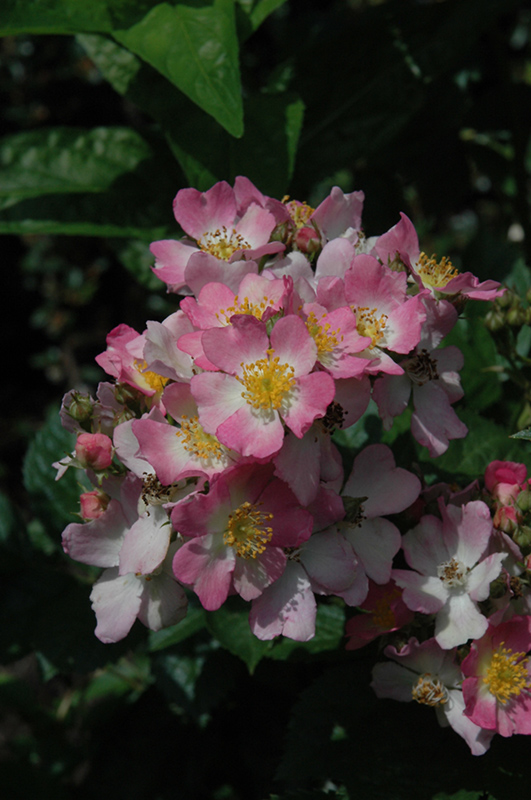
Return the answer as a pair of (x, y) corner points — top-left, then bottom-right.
(171, 464), (313, 610)
(373, 296), (468, 456)
(90, 543), (187, 643)
(334, 444), (422, 607)
(373, 212), (504, 301)
(191, 314), (335, 459)
(371, 637), (494, 755)
(150, 179), (284, 295)
(345, 579), (414, 650)
(462, 615), (531, 737)
(393, 500), (506, 649)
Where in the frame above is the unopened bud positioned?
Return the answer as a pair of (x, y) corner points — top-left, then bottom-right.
(484, 309), (506, 333)
(75, 432), (113, 471)
(294, 225), (321, 256)
(517, 488), (531, 513)
(65, 392), (94, 424)
(513, 524), (531, 551)
(79, 489), (110, 520)
(497, 288), (514, 309)
(493, 504), (518, 534)
(507, 306), (526, 327)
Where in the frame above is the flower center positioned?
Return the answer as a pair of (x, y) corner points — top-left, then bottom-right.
(437, 557), (468, 588)
(416, 252), (459, 289)
(355, 307), (387, 348)
(223, 501), (274, 558)
(411, 673), (449, 706)
(282, 197), (315, 228)
(141, 474), (179, 505)
(372, 587), (401, 629)
(217, 294), (275, 325)
(198, 227), (251, 260)
(237, 348), (296, 410)
(135, 360), (169, 393)
(318, 401), (346, 434)
(176, 415), (225, 461)
(305, 311), (343, 360)
(484, 643), (529, 704)
(403, 349), (439, 385)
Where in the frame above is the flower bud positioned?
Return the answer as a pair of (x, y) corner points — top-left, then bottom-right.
(516, 488), (531, 513)
(484, 309), (506, 333)
(65, 392), (94, 424)
(497, 288), (514, 309)
(513, 524), (531, 551)
(507, 306), (526, 327)
(294, 225), (321, 256)
(79, 489), (110, 520)
(75, 432), (113, 471)
(493, 504), (518, 533)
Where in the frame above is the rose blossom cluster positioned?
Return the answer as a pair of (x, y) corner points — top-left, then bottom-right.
(54, 177), (531, 755)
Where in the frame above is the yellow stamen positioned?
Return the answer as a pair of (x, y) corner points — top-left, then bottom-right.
(416, 252), (459, 290)
(135, 360), (169, 393)
(305, 311), (343, 359)
(412, 673), (449, 706)
(282, 197), (315, 229)
(176, 415), (225, 461)
(198, 226), (251, 260)
(484, 643), (529, 704)
(237, 348), (296, 410)
(355, 307), (387, 348)
(437, 557), (468, 588)
(216, 294), (275, 325)
(223, 501), (273, 558)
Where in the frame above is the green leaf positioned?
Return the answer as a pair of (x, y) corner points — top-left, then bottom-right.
(148, 604), (207, 651)
(266, 604), (346, 661)
(511, 427), (531, 440)
(228, 92), (304, 196)
(443, 301), (502, 412)
(420, 410), (531, 479)
(0, 127), (151, 203)
(249, 0), (288, 31)
(206, 598), (270, 673)
(113, 1), (244, 137)
(23, 406), (86, 532)
(0, 0), (114, 34)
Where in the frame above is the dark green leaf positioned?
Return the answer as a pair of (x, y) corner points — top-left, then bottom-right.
(510, 427), (531, 440)
(23, 406), (85, 532)
(148, 604), (207, 651)
(266, 604), (346, 661)
(0, 0), (114, 34)
(206, 599), (270, 673)
(0, 127), (151, 202)
(113, 1), (244, 137)
(420, 410), (531, 479)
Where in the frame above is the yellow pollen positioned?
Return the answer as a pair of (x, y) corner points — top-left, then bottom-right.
(416, 252), (459, 289)
(484, 643), (529, 704)
(216, 294), (274, 325)
(355, 307), (388, 348)
(412, 673), (449, 706)
(437, 557), (468, 587)
(223, 501), (274, 558)
(135, 360), (169, 393)
(237, 348), (296, 410)
(305, 311), (343, 357)
(175, 415), (225, 461)
(282, 197), (315, 228)
(371, 588), (400, 629)
(198, 226), (251, 260)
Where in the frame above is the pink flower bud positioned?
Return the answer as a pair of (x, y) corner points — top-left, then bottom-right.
(75, 433), (113, 471)
(493, 504), (519, 534)
(79, 490), (110, 520)
(294, 225), (321, 255)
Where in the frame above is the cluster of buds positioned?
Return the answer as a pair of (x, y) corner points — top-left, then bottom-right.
(54, 177), (531, 756)
(484, 286), (531, 333)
